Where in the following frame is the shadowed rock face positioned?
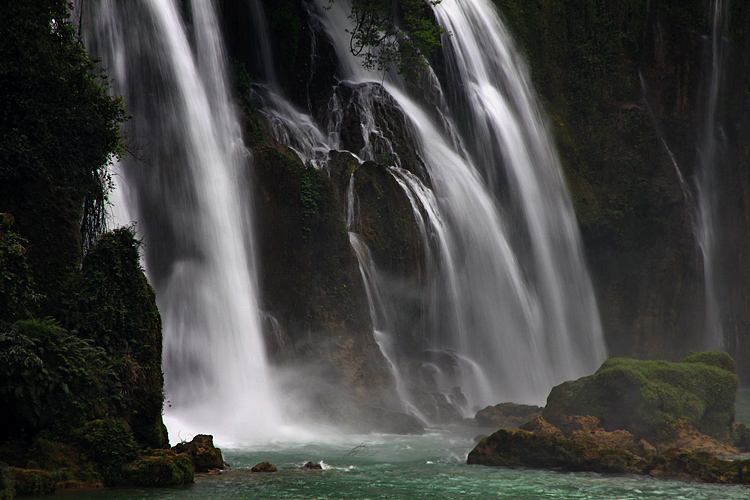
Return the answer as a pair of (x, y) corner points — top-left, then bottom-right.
(491, 0), (750, 377)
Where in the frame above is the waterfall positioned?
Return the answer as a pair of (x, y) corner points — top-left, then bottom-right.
(308, 0), (607, 408)
(697, 0), (730, 350)
(82, 0), (280, 442)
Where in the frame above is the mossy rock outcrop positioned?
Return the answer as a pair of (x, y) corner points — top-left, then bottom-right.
(542, 352), (738, 443)
(123, 450), (194, 487)
(468, 428), (750, 484)
(172, 435), (224, 472)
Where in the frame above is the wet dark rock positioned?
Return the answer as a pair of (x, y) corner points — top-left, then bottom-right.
(301, 461), (322, 470)
(251, 461), (277, 473)
(468, 428), (750, 484)
(172, 435), (225, 472)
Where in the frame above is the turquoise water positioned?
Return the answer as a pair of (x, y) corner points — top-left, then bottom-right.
(24, 426), (750, 499)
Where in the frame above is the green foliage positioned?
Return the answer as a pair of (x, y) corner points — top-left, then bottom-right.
(346, 0), (445, 81)
(0, 319), (109, 440)
(543, 353), (738, 442)
(0, 214), (40, 323)
(78, 419), (139, 486)
(63, 226), (166, 449)
(0, 0), (126, 191)
(230, 58), (253, 97)
(7, 467), (56, 496)
(0, 465), (13, 500)
(0, 0), (128, 309)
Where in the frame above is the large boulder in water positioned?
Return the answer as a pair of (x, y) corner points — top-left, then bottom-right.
(542, 352), (738, 443)
(172, 435), (224, 472)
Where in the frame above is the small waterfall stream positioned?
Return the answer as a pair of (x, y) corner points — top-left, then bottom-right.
(697, 0), (730, 350)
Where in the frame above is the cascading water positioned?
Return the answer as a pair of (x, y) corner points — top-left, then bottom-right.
(82, 0), (280, 442)
(256, 0), (608, 412)
(697, 0), (730, 350)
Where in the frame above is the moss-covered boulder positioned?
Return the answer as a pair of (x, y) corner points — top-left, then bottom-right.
(172, 435), (224, 472)
(123, 450), (194, 487)
(542, 352), (738, 443)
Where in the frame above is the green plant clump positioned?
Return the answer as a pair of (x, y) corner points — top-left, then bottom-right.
(0, 319), (109, 441)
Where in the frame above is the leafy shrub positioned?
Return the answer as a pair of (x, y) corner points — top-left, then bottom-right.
(0, 214), (40, 322)
(0, 319), (109, 441)
(77, 419), (139, 486)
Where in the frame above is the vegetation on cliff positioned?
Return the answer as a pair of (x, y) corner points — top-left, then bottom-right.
(0, 1), (189, 496)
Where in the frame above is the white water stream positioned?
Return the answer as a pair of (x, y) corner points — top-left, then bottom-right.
(83, 0), (281, 442)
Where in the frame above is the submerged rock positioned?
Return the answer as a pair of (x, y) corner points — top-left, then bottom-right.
(251, 462), (277, 473)
(301, 461), (322, 470)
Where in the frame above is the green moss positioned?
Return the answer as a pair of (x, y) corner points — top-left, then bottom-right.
(543, 353), (738, 443)
(124, 450), (194, 487)
(78, 419), (139, 486)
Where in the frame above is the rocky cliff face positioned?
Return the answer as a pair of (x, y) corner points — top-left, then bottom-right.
(495, 0), (750, 378)
(221, 0), (750, 411)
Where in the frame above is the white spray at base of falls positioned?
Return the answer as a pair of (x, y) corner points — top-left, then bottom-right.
(83, 0), (281, 443)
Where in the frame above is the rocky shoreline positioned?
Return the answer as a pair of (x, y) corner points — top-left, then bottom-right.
(468, 352), (750, 485)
